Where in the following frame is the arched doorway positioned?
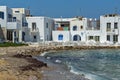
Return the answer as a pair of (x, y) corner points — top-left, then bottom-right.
(58, 34), (63, 40)
(73, 35), (81, 41)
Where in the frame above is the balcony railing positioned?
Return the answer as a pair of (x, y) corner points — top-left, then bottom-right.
(31, 29), (39, 32)
(7, 19), (20, 30)
(22, 22), (28, 27)
(86, 27), (100, 30)
(7, 18), (20, 23)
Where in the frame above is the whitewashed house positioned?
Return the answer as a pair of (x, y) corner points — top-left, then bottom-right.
(0, 6), (21, 43)
(52, 17), (101, 43)
(1, 6), (120, 44)
(100, 14), (120, 43)
(0, 6), (31, 43)
(70, 17), (87, 42)
(12, 8), (31, 42)
(26, 17), (54, 42)
(52, 18), (74, 42)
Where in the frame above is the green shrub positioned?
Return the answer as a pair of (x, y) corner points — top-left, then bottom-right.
(0, 42), (28, 47)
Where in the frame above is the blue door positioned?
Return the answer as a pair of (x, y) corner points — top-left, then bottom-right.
(58, 34), (63, 40)
(73, 35), (81, 41)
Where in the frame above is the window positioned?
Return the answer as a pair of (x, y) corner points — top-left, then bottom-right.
(107, 35), (110, 41)
(107, 23), (111, 31)
(34, 35), (36, 39)
(61, 24), (64, 27)
(46, 23), (48, 28)
(88, 36), (93, 40)
(58, 34), (63, 40)
(114, 22), (118, 29)
(8, 14), (12, 22)
(73, 26), (77, 31)
(0, 12), (4, 19)
(109, 14), (112, 17)
(95, 36), (100, 42)
(13, 17), (16, 22)
(15, 11), (20, 13)
(22, 32), (25, 41)
(113, 35), (118, 43)
(22, 22), (28, 27)
(80, 26), (83, 29)
(8, 14), (12, 18)
(32, 23), (36, 31)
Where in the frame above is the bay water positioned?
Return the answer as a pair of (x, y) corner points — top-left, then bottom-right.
(39, 49), (120, 80)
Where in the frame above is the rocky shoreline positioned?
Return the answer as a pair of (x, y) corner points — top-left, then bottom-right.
(0, 45), (120, 80)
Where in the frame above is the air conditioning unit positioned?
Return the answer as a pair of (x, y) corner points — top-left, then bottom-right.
(114, 29), (119, 34)
(112, 29), (115, 32)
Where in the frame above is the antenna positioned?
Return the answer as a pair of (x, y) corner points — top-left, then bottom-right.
(26, 0), (30, 10)
(60, 16), (62, 21)
(27, 6), (30, 10)
(79, 8), (82, 16)
(77, 8), (82, 17)
(115, 7), (118, 14)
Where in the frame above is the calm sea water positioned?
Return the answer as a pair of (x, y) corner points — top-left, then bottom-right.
(42, 49), (120, 80)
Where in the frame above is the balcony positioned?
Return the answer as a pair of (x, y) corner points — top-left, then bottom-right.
(7, 20), (20, 30)
(107, 29), (119, 35)
(7, 18), (20, 23)
(31, 29), (39, 32)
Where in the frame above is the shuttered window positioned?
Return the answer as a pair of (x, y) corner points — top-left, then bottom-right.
(0, 12), (4, 19)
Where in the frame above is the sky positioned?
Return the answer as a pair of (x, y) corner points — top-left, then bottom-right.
(0, 0), (120, 18)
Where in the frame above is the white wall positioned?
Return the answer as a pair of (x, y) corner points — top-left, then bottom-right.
(100, 15), (120, 43)
(52, 31), (70, 42)
(26, 17), (43, 42)
(70, 18), (87, 31)
(7, 22), (19, 29)
(26, 17), (54, 42)
(100, 16), (107, 43)
(44, 17), (54, 41)
(0, 6), (12, 27)
(12, 8), (30, 16)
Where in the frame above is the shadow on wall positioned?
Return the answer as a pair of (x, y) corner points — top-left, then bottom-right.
(0, 26), (5, 42)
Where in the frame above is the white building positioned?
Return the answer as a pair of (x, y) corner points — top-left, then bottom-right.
(12, 8), (31, 42)
(0, 6), (21, 42)
(52, 18), (73, 42)
(1, 6), (120, 44)
(26, 17), (54, 42)
(52, 17), (101, 43)
(0, 6), (54, 43)
(0, 6), (31, 43)
(100, 14), (120, 43)
(70, 17), (87, 42)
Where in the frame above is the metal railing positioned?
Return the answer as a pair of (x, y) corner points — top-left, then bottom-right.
(7, 18), (20, 23)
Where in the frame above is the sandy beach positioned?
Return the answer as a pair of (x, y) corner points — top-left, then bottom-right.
(0, 47), (46, 80)
(0, 45), (120, 80)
